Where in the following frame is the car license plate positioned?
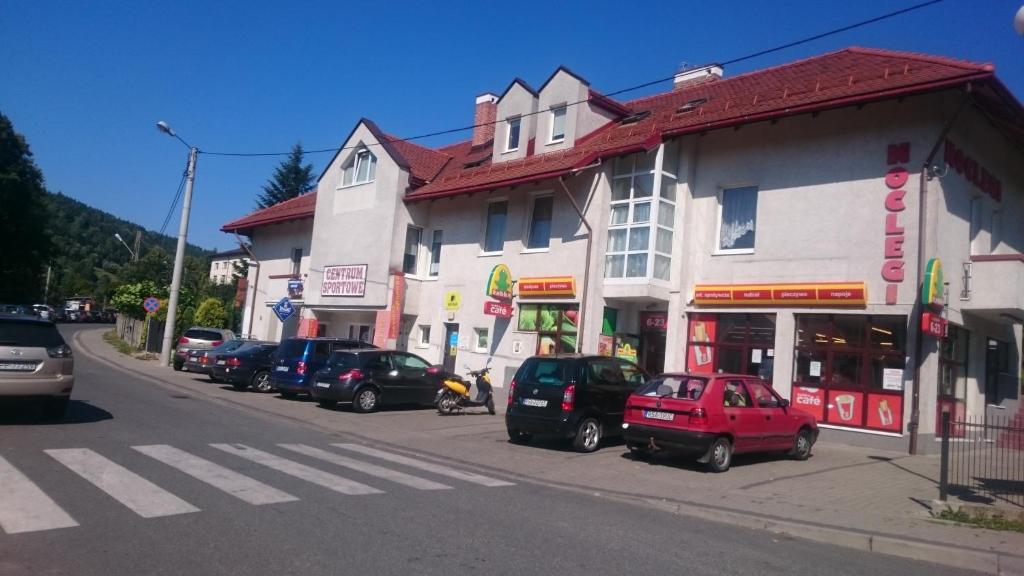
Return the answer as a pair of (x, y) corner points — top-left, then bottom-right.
(275, 366), (289, 372)
(315, 381), (331, 388)
(0, 362), (39, 372)
(644, 410), (674, 422)
(217, 360), (226, 365)
(522, 398), (548, 407)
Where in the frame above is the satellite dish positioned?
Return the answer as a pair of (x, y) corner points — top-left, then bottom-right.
(1016, 5), (1024, 36)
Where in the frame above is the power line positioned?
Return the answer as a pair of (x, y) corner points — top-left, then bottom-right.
(158, 161), (189, 236)
(198, 0), (943, 158)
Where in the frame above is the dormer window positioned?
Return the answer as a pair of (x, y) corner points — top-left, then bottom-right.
(549, 106), (567, 143)
(505, 117), (521, 152)
(342, 148), (377, 186)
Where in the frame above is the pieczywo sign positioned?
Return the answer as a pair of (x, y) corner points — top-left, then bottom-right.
(693, 282), (866, 306)
(518, 276), (576, 298)
(483, 300), (513, 319)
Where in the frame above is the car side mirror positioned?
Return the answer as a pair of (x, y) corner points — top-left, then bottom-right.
(779, 398), (790, 408)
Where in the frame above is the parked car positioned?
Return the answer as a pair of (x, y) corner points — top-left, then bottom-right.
(0, 304), (31, 316)
(270, 338), (376, 397)
(505, 355), (648, 453)
(622, 373), (818, 472)
(183, 339), (249, 380)
(212, 342), (279, 392)
(173, 327), (236, 371)
(0, 314), (74, 418)
(311, 349), (441, 412)
(65, 310), (80, 322)
(32, 304), (55, 322)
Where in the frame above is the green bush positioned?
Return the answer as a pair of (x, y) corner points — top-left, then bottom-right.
(193, 298), (227, 329)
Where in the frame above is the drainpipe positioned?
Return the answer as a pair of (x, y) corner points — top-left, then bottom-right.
(234, 231), (260, 340)
(558, 160), (602, 353)
(908, 87), (970, 455)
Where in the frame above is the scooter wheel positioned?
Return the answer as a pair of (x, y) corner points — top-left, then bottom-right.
(436, 392), (458, 415)
(486, 396), (496, 415)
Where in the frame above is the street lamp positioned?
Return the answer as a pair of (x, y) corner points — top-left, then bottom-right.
(156, 120), (199, 368)
(113, 233), (137, 260)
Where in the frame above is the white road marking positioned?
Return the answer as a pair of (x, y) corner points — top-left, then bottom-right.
(133, 445), (298, 505)
(45, 448), (199, 518)
(0, 455), (79, 534)
(278, 444), (452, 491)
(330, 444), (514, 487)
(209, 444), (381, 496)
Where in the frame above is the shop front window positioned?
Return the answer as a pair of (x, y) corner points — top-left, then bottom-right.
(517, 304), (578, 355)
(792, 314), (907, 432)
(686, 313), (776, 383)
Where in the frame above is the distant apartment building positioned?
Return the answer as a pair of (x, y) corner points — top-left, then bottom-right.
(208, 248), (248, 285)
(222, 47), (1024, 453)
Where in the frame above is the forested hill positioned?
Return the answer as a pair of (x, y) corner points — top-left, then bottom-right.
(44, 191), (212, 303)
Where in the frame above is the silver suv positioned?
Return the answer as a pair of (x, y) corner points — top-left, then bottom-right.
(173, 326), (236, 371)
(0, 315), (74, 418)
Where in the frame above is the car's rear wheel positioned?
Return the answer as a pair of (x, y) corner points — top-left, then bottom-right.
(251, 371), (272, 393)
(706, 437), (733, 473)
(42, 398), (68, 420)
(791, 429), (813, 461)
(172, 361), (183, 372)
(508, 429), (532, 444)
(573, 418), (601, 453)
(353, 387), (379, 413)
(208, 374), (220, 383)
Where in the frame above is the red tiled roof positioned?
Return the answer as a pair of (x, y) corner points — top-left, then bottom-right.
(407, 47), (1010, 201)
(221, 191), (317, 234)
(385, 135), (451, 185)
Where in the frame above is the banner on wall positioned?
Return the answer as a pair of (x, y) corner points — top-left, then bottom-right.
(693, 282), (866, 306)
(686, 314), (717, 373)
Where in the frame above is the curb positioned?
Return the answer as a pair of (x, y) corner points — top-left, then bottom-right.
(74, 328), (1024, 575)
(634, 497), (1023, 575)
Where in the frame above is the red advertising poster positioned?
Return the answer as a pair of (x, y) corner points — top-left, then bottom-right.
(686, 314), (716, 374)
(866, 393), (902, 432)
(826, 390), (864, 426)
(791, 386), (825, 422)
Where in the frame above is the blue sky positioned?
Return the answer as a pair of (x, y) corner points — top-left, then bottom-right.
(3, 0), (1022, 251)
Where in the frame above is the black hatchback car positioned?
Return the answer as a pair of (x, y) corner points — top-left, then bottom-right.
(505, 355), (648, 453)
(210, 342), (279, 392)
(311, 349), (441, 413)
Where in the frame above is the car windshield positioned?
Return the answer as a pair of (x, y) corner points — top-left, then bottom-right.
(637, 376), (708, 400)
(0, 320), (64, 347)
(517, 359), (569, 386)
(275, 339), (307, 358)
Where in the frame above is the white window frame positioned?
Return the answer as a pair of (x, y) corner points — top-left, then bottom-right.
(504, 117), (521, 153)
(341, 148), (377, 187)
(474, 328), (489, 352)
(428, 229), (443, 277)
(715, 185), (758, 255)
(523, 192), (554, 253)
(402, 225), (422, 276)
(548, 105), (567, 144)
(480, 197), (509, 256)
(417, 324), (431, 348)
(604, 143), (676, 283)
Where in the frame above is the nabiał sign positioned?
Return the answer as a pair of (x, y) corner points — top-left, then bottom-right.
(322, 265), (367, 297)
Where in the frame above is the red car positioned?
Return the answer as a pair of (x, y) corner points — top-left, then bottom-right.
(622, 373), (818, 472)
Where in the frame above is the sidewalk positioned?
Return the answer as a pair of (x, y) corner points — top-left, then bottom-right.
(75, 328), (1024, 575)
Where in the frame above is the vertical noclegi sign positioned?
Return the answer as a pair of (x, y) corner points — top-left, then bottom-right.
(882, 143), (910, 305)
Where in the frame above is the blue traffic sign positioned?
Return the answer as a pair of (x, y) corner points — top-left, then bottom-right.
(272, 297), (295, 322)
(143, 296), (161, 314)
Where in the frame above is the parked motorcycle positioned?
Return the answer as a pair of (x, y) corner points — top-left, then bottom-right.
(435, 360), (495, 415)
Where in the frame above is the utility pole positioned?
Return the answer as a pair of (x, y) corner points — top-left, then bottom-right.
(158, 145), (198, 367)
(132, 230), (141, 262)
(43, 265), (51, 303)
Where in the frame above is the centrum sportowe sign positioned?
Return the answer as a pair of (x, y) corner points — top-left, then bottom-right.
(321, 264), (367, 297)
(693, 282), (867, 306)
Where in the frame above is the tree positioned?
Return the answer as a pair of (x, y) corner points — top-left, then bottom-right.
(255, 143), (314, 209)
(0, 111), (52, 302)
(193, 297), (227, 328)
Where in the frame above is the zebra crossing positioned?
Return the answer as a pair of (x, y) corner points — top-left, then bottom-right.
(0, 443), (514, 535)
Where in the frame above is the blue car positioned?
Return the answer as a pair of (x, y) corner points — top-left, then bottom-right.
(270, 337), (376, 397)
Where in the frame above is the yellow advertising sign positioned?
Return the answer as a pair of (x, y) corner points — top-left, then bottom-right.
(444, 290), (461, 311)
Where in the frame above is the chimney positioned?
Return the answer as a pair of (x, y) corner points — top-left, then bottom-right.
(673, 64), (723, 91)
(472, 93), (498, 146)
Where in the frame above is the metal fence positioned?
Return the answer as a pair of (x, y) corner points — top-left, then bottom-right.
(939, 411), (1024, 507)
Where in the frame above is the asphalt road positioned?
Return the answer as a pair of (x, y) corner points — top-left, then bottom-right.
(0, 325), (984, 576)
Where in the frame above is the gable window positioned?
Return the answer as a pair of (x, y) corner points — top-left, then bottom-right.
(549, 106), (567, 143)
(290, 248), (302, 275)
(403, 226), (421, 274)
(505, 117), (521, 152)
(483, 200), (508, 253)
(605, 141), (678, 280)
(342, 148), (377, 186)
(718, 186), (758, 252)
(428, 230), (443, 277)
(526, 195), (554, 250)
